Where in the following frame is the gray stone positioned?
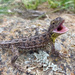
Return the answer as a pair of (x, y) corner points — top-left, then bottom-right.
(0, 28), (4, 33)
(55, 42), (62, 51)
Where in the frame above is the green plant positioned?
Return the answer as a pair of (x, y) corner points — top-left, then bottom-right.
(59, 0), (73, 9)
(73, 0), (75, 12)
(0, 0), (75, 14)
(48, 0), (74, 12)
(22, 0), (39, 9)
(48, 0), (59, 8)
(0, 0), (14, 15)
(22, 0), (48, 10)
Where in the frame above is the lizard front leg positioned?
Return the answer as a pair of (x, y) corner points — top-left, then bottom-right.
(51, 42), (64, 58)
(51, 43), (59, 56)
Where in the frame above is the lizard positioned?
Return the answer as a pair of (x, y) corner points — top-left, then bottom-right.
(0, 17), (69, 73)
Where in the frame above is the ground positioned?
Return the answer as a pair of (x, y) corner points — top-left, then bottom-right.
(0, 2), (75, 75)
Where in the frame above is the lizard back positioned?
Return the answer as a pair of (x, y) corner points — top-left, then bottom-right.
(0, 32), (51, 50)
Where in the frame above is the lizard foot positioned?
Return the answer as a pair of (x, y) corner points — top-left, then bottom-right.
(12, 63), (26, 73)
(51, 51), (68, 58)
(12, 62), (34, 74)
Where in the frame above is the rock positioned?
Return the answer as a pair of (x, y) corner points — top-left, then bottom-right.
(55, 42), (62, 51)
(0, 28), (4, 33)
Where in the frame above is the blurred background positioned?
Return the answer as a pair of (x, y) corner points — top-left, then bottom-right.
(0, 0), (75, 19)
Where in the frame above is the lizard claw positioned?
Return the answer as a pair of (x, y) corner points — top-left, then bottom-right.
(51, 51), (68, 58)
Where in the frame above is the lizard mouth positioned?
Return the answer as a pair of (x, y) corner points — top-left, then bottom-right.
(53, 20), (69, 34)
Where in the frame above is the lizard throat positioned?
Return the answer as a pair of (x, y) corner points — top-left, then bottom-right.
(53, 20), (69, 34)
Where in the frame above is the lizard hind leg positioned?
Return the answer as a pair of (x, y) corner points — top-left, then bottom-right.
(11, 45), (26, 73)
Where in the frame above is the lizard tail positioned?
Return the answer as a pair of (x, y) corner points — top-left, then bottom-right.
(0, 41), (12, 48)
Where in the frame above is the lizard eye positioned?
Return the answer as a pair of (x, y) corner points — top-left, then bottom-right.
(51, 21), (55, 24)
(53, 22), (55, 24)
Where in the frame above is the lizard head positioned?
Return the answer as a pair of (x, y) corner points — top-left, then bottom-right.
(48, 17), (69, 34)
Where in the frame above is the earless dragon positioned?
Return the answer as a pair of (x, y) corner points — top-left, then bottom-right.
(0, 17), (69, 73)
